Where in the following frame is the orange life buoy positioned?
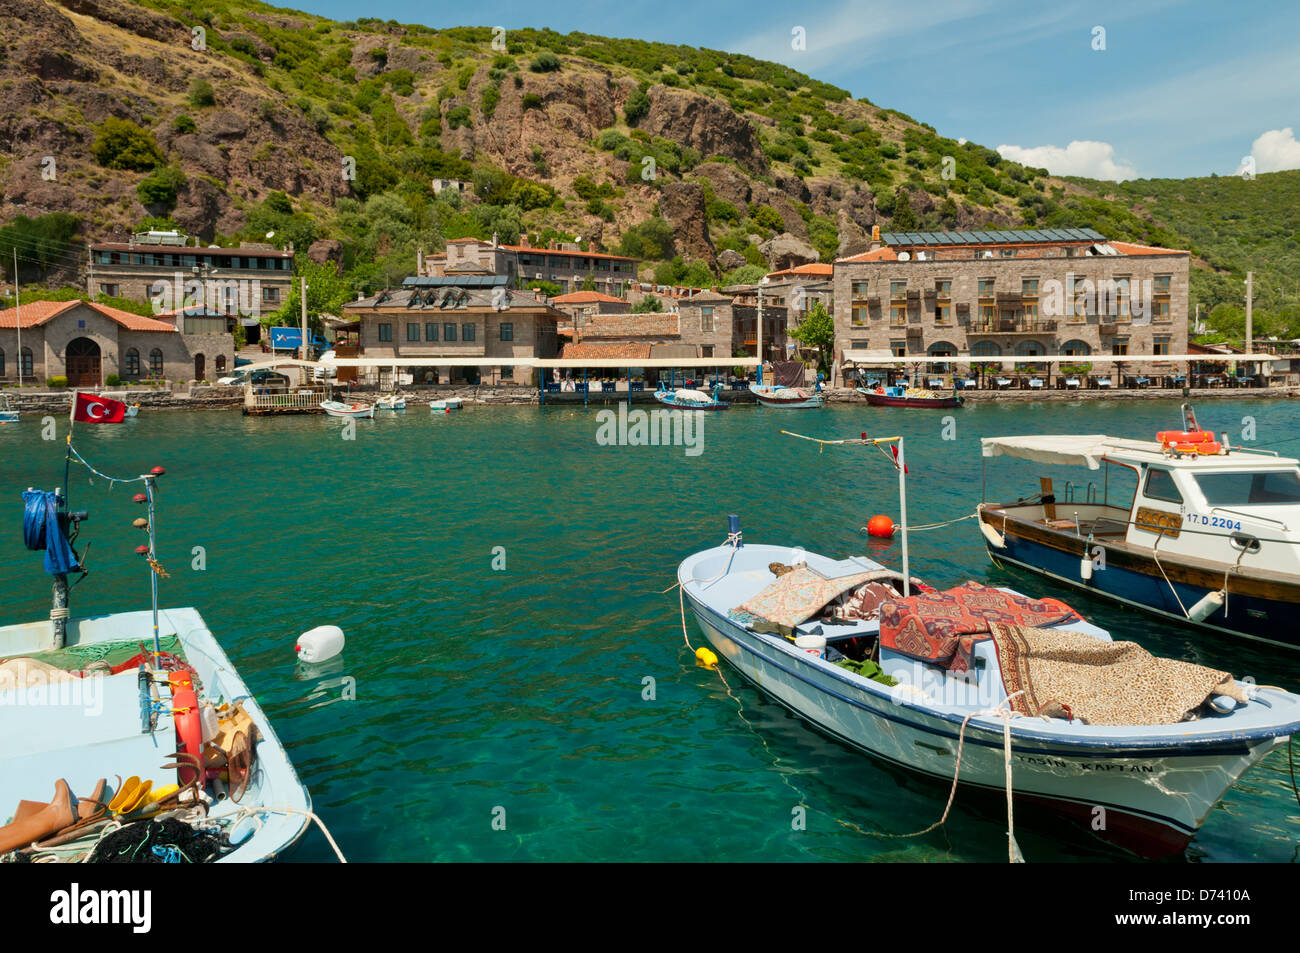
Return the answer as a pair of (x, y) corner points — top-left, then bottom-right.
(169, 671), (203, 786)
(1157, 430), (1214, 446)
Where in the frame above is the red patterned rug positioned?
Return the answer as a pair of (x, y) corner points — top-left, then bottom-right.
(879, 582), (1081, 672)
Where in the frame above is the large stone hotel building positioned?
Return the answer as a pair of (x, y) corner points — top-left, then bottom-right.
(832, 227), (1189, 383)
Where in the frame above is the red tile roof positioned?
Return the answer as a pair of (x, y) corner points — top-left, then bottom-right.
(0, 300), (177, 332)
(503, 244), (637, 262)
(1108, 241), (1188, 256)
(582, 314), (680, 338)
(559, 342), (653, 361)
(767, 263), (833, 278)
(552, 290), (626, 304)
(836, 247), (899, 263)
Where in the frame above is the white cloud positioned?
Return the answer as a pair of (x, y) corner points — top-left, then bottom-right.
(1245, 128), (1300, 174)
(995, 140), (1137, 181)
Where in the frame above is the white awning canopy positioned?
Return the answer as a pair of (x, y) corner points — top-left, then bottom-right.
(980, 435), (1157, 470)
(842, 348), (899, 364)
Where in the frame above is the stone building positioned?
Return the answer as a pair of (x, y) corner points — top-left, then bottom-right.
(88, 231), (293, 324)
(0, 299), (234, 385)
(417, 237), (639, 297)
(551, 290), (630, 330)
(832, 227), (1189, 384)
(341, 276), (561, 386)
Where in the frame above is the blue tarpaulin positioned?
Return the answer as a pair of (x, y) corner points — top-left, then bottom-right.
(22, 490), (81, 575)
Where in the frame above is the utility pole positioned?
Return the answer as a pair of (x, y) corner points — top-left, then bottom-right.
(1245, 271), (1253, 375)
(300, 275), (310, 387)
(13, 249), (22, 387)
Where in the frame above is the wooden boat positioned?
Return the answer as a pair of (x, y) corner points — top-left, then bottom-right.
(0, 394), (17, 424)
(1, 455), (324, 863)
(654, 384), (729, 410)
(430, 398), (462, 412)
(857, 384), (964, 408)
(678, 431), (1300, 858)
(320, 399), (375, 419)
(750, 383), (824, 408)
(978, 405), (1300, 650)
(374, 393), (406, 410)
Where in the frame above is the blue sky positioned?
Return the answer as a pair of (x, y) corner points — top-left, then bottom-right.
(293, 0), (1300, 181)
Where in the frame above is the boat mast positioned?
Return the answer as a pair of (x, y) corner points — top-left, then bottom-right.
(898, 437), (910, 597)
(757, 281), (764, 385)
(145, 475), (160, 654)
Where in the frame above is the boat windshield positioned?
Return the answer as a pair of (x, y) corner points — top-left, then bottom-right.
(1193, 469), (1300, 506)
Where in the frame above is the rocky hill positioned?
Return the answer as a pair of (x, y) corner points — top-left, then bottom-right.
(0, 0), (1292, 327)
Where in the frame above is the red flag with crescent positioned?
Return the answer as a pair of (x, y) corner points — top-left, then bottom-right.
(72, 391), (127, 424)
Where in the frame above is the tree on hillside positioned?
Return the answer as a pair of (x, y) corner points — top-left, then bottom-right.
(890, 187), (917, 230)
(788, 300), (835, 375)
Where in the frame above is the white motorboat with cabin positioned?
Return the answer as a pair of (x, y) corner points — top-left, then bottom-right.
(978, 406), (1300, 649)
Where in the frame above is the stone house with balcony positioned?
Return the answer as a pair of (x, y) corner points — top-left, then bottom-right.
(833, 227), (1189, 383)
(341, 276), (561, 386)
(89, 232), (293, 335)
(417, 237), (639, 298)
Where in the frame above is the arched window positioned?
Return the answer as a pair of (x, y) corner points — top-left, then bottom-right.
(928, 341), (957, 372)
(1062, 339), (1091, 356)
(125, 348), (140, 377)
(971, 341), (1001, 357)
(149, 348), (164, 377)
(20, 347), (33, 381)
(215, 354), (227, 373)
(1015, 340), (1045, 356)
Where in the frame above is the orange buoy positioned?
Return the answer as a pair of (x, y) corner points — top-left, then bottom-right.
(866, 515), (895, 538)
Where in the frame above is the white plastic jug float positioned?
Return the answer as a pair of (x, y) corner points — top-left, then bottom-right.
(295, 625), (345, 662)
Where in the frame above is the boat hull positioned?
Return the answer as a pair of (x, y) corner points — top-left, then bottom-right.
(981, 510), (1300, 650)
(653, 393), (728, 410)
(680, 586), (1285, 858)
(320, 401), (374, 419)
(857, 389), (964, 408)
(750, 385), (823, 408)
(0, 608), (312, 863)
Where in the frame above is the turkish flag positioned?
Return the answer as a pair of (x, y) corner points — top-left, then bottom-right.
(72, 391), (127, 424)
(890, 443), (909, 474)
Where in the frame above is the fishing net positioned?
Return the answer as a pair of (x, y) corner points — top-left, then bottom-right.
(88, 817), (231, 864)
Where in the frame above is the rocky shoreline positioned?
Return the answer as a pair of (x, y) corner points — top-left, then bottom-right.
(4, 383), (1295, 414)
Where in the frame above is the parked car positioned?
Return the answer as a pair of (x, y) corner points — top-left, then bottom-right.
(313, 350), (338, 382)
(218, 368), (290, 389)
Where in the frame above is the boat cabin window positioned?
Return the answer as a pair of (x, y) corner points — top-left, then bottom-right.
(1143, 468), (1183, 504)
(1194, 470), (1300, 506)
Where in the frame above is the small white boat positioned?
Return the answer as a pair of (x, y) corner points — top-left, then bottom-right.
(320, 400), (375, 419)
(374, 394), (406, 411)
(750, 383), (824, 408)
(677, 431), (1300, 858)
(0, 394), (17, 424)
(124, 403), (139, 418)
(430, 398), (462, 412)
(654, 384), (729, 410)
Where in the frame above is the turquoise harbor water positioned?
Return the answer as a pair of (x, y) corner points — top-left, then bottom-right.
(2, 398), (1299, 863)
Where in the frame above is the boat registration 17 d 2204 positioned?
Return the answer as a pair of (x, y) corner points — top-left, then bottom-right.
(1186, 513), (1243, 530)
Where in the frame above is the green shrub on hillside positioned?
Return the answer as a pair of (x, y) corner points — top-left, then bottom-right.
(136, 166), (186, 209)
(91, 118), (164, 172)
(530, 51), (561, 73)
(189, 78), (216, 108)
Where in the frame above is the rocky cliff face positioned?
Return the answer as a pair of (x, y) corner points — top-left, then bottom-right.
(0, 0), (1101, 280)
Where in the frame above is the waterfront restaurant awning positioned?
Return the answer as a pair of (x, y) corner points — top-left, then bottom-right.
(841, 353), (1275, 366)
(843, 348), (899, 364)
(981, 435), (1158, 470)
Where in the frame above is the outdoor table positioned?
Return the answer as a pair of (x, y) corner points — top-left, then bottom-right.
(630, 381), (644, 392)
(1065, 378), (1081, 389)
(928, 378), (944, 388)
(1097, 378), (1113, 388)
(995, 378), (1012, 389)
(961, 378), (976, 389)
(1206, 377), (1221, 387)
(1135, 377), (1151, 388)
(1028, 378), (1044, 389)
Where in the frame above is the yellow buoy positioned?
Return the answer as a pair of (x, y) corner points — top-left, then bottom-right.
(695, 647), (718, 668)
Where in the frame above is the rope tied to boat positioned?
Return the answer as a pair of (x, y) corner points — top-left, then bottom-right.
(839, 691), (1027, 863)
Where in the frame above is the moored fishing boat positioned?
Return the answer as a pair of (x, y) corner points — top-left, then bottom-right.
(320, 399), (375, 419)
(1, 428), (335, 863)
(750, 382), (824, 408)
(430, 397), (462, 412)
(857, 384), (963, 408)
(977, 405), (1300, 649)
(677, 431), (1300, 858)
(654, 383), (729, 410)
(374, 393), (406, 410)
(0, 394), (17, 424)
